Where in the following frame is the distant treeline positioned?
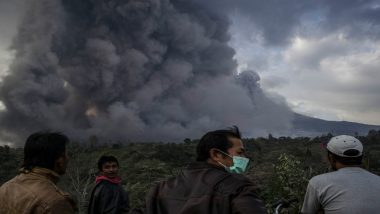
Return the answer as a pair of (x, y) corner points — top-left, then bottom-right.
(1, 130), (380, 213)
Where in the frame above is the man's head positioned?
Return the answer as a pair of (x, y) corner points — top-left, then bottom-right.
(97, 155), (119, 178)
(326, 135), (363, 170)
(196, 126), (245, 168)
(23, 131), (69, 175)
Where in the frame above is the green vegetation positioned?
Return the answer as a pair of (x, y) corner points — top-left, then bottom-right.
(1, 130), (380, 213)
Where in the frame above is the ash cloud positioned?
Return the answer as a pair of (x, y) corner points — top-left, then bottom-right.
(0, 0), (293, 145)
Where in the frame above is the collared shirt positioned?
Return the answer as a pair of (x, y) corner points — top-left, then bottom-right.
(301, 167), (380, 214)
(0, 167), (77, 214)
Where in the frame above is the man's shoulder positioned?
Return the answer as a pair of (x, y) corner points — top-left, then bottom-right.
(216, 173), (254, 194)
(0, 174), (77, 212)
(95, 180), (121, 189)
(358, 168), (380, 179)
(93, 180), (125, 196)
(0, 173), (58, 195)
(34, 176), (75, 206)
(0, 175), (21, 195)
(21, 173), (74, 203)
(224, 173), (252, 184)
(309, 171), (338, 186)
(47, 191), (78, 212)
(186, 163), (253, 188)
(310, 167), (380, 184)
(0, 175), (18, 187)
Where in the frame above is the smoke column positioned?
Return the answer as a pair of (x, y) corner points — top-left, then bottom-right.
(0, 0), (293, 145)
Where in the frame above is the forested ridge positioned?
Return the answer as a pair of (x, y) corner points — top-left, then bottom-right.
(1, 130), (380, 213)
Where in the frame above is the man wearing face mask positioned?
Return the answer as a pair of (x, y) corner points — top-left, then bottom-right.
(88, 155), (130, 214)
(146, 126), (266, 214)
(301, 135), (380, 214)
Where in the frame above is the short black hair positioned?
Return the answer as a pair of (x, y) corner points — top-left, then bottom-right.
(328, 151), (363, 165)
(97, 155), (119, 171)
(23, 131), (69, 171)
(196, 126), (241, 161)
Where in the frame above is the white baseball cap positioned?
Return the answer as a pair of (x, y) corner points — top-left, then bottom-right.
(326, 135), (363, 157)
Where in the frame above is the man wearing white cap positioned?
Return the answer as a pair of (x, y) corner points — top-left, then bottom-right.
(301, 135), (380, 214)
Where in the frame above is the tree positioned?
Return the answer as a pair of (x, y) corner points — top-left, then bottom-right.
(262, 154), (311, 213)
(61, 142), (97, 213)
(0, 146), (21, 185)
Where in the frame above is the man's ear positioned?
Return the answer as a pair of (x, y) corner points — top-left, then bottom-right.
(327, 153), (336, 166)
(209, 149), (222, 162)
(54, 155), (66, 175)
(327, 153), (334, 162)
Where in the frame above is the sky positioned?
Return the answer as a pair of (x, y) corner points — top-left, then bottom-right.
(225, 0), (380, 125)
(0, 0), (379, 145)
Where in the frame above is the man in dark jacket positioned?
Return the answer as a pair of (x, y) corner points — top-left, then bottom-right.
(146, 126), (266, 214)
(88, 155), (130, 214)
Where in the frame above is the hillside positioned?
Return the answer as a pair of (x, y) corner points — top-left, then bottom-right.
(292, 113), (380, 136)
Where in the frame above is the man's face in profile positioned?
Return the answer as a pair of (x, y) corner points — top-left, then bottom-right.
(221, 137), (246, 167)
(55, 150), (69, 175)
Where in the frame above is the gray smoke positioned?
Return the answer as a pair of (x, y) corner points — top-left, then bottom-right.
(0, 0), (293, 145)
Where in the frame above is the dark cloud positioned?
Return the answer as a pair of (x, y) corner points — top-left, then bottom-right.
(0, 0), (293, 145)
(320, 0), (380, 40)
(195, 0), (380, 46)
(194, 0), (317, 46)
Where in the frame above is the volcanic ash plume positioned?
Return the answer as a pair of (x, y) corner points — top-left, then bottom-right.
(0, 0), (293, 145)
